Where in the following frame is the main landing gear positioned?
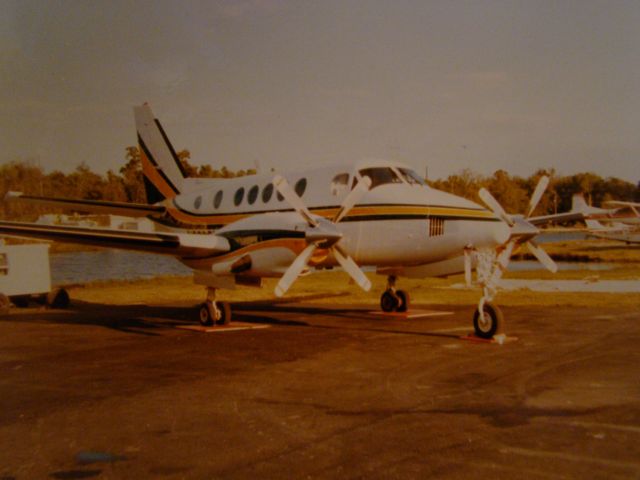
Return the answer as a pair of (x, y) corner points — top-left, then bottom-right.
(380, 275), (410, 313)
(199, 287), (231, 327)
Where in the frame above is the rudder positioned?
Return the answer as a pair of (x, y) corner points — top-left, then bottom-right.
(134, 104), (186, 203)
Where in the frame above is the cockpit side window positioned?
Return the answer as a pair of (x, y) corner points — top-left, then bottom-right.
(398, 168), (426, 186)
(331, 173), (349, 196)
(358, 168), (402, 189)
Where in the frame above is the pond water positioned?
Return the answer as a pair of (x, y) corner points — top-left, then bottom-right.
(50, 249), (613, 286)
(51, 250), (191, 286)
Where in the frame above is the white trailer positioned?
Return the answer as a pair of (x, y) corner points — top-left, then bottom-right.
(0, 241), (68, 313)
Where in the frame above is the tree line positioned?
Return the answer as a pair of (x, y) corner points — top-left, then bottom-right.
(1, 148), (638, 220)
(0, 147), (256, 219)
(428, 168), (640, 216)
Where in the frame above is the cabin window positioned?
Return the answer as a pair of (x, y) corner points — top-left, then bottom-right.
(248, 185), (259, 205)
(331, 173), (349, 196)
(194, 196), (202, 210)
(295, 178), (307, 197)
(234, 187), (245, 206)
(358, 168), (402, 189)
(398, 168), (426, 186)
(262, 183), (274, 203)
(213, 190), (223, 209)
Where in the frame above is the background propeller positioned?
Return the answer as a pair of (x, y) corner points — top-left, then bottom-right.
(272, 175), (372, 297)
(478, 175), (558, 274)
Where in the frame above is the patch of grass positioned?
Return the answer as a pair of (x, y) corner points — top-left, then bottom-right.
(67, 268), (640, 310)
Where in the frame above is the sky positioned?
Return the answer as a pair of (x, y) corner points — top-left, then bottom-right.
(1, 0), (639, 182)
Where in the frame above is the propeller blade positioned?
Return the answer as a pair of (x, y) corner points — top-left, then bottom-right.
(272, 174), (318, 227)
(479, 188), (514, 226)
(463, 248), (472, 286)
(332, 176), (372, 223)
(526, 175), (549, 218)
(274, 243), (318, 297)
(526, 240), (558, 273)
(332, 245), (372, 292)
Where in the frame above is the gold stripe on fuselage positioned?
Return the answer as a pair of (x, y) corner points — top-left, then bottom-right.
(165, 204), (495, 227)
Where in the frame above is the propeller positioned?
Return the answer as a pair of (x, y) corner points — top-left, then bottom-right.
(272, 175), (372, 297)
(479, 175), (557, 274)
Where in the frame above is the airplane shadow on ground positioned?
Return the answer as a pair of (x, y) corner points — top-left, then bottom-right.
(0, 295), (465, 340)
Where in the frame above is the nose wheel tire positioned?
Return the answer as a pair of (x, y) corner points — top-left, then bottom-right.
(380, 289), (410, 313)
(473, 302), (503, 339)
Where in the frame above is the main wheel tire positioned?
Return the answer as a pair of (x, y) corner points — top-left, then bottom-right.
(395, 290), (410, 313)
(199, 303), (214, 326)
(380, 290), (399, 312)
(473, 302), (503, 339)
(0, 293), (10, 314)
(218, 302), (232, 325)
(47, 288), (69, 309)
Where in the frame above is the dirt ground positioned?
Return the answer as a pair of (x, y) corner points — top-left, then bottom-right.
(1, 298), (640, 479)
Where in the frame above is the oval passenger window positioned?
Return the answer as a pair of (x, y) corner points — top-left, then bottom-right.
(234, 188), (245, 206)
(294, 178), (307, 197)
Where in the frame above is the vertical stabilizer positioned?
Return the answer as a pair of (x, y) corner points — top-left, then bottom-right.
(570, 194), (589, 213)
(134, 104), (186, 203)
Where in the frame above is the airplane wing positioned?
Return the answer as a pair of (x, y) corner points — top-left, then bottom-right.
(527, 211), (585, 226)
(4, 191), (165, 218)
(0, 220), (230, 258)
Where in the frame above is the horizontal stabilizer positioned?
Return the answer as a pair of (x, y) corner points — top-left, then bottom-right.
(0, 220), (230, 258)
(4, 191), (165, 218)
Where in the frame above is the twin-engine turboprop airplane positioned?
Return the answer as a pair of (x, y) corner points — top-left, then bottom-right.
(1, 104), (561, 338)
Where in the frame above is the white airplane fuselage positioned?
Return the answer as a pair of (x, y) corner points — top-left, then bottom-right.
(159, 162), (509, 278)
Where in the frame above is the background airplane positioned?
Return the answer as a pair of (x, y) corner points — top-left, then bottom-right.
(565, 194), (640, 244)
(1, 104), (563, 339)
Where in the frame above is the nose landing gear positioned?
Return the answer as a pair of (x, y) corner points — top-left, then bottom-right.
(380, 275), (410, 313)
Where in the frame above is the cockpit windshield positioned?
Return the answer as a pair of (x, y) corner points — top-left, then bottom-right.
(358, 168), (403, 189)
(398, 168), (426, 186)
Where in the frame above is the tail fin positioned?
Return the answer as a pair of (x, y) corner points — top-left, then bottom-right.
(570, 193), (589, 213)
(134, 104), (187, 204)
